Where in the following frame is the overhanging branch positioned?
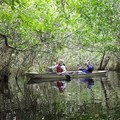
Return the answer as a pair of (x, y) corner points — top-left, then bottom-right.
(0, 33), (15, 49)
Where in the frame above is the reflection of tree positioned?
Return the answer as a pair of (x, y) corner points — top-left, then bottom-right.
(0, 72), (120, 120)
(100, 75), (120, 120)
(100, 78), (109, 108)
(100, 77), (118, 119)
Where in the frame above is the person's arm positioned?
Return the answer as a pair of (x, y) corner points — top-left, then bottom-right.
(48, 65), (57, 72)
(61, 65), (67, 73)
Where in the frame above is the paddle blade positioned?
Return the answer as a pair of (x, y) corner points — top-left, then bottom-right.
(65, 75), (71, 81)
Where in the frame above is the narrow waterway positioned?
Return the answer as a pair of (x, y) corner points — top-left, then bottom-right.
(0, 71), (120, 120)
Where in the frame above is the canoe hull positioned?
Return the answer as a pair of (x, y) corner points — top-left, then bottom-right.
(26, 71), (107, 83)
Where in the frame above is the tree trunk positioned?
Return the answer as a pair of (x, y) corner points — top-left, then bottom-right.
(98, 52), (110, 70)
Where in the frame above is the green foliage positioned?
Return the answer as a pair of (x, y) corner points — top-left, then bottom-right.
(0, 0), (119, 52)
(0, 0), (119, 73)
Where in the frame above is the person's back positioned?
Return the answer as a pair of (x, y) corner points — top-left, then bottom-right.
(56, 64), (63, 73)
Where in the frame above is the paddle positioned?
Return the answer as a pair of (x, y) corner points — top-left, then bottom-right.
(65, 75), (71, 81)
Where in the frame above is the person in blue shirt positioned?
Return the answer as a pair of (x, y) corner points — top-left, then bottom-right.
(79, 61), (94, 73)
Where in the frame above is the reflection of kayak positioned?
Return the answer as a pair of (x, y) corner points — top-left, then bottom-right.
(26, 70), (107, 83)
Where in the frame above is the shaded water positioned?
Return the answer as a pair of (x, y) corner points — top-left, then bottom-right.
(0, 71), (120, 120)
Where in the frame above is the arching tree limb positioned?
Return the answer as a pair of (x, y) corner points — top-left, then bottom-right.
(0, 33), (15, 49)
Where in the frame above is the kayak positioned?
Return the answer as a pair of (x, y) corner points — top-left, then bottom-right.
(26, 70), (107, 83)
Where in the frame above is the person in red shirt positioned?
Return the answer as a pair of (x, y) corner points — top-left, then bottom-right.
(48, 59), (67, 74)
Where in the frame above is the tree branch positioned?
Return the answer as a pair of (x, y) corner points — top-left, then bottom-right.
(0, 33), (15, 49)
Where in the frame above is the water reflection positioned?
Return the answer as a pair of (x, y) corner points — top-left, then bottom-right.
(51, 80), (68, 93)
(0, 71), (120, 120)
(80, 78), (94, 89)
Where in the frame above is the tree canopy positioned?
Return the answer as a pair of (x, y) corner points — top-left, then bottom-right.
(0, 0), (120, 72)
(0, 0), (120, 51)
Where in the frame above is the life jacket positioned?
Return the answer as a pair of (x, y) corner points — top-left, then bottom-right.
(56, 64), (63, 73)
(87, 65), (94, 73)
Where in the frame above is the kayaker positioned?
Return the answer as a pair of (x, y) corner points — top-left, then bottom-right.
(79, 61), (94, 73)
(48, 59), (67, 74)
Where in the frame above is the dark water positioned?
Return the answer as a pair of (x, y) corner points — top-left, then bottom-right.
(0, 71), (120, 120)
